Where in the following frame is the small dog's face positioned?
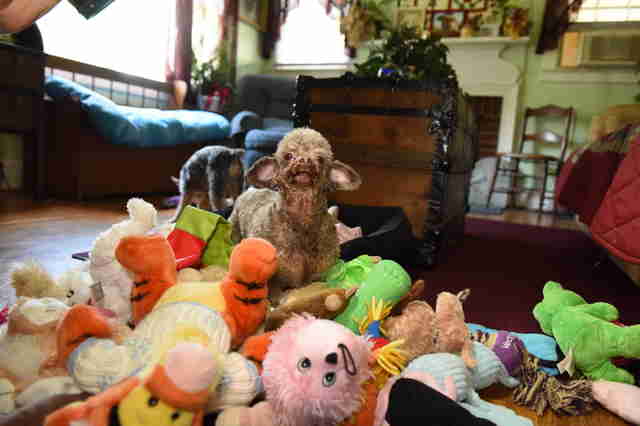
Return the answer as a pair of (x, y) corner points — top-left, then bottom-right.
(275, 129), (332, 189)
(246, 128), (361, 193)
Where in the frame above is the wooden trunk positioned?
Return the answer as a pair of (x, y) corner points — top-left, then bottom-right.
(294, 74), (478, 267)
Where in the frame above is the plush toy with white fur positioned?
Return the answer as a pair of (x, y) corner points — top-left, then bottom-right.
(89, 197), (158, 323)
(10, 262), (92, 306)
(0, 297), (73, 414)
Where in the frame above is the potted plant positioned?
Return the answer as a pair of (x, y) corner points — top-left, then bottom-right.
(353, 25), (456, 84)
(191, 43), (234, 113)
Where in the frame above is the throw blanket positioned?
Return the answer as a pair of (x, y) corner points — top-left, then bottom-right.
(556, 124), (640, 225)
(556, 123), (640, 263)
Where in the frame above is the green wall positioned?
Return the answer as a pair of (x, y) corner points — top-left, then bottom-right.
(238, 0), (639, 157)
(517, 0), (637, 151)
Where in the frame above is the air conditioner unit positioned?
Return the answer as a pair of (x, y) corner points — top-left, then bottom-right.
(577, 31), (640, 67)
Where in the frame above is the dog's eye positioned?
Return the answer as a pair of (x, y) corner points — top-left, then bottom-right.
(323, 372), (337, 387)
(297, 357), (312, 371)
(148, 396), (159, 407)
(284, 152), (293, 161)
(66, 290), (75, 298)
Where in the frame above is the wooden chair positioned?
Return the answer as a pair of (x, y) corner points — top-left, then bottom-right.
(486, 104), (575, 214)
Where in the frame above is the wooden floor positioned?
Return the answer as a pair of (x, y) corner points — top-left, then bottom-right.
(0, 192), (630, 425)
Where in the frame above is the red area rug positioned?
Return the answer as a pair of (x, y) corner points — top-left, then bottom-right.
(412, 218), (640, 334)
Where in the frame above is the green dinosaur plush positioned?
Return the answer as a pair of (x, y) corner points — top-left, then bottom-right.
(533, 281), (640, 384)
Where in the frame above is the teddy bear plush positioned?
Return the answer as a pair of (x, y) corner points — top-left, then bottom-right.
(382, 289), (476, 368)
(0, 297), (75, 413)
(533, 281), (640, 384)
(10, 261), (92, 307)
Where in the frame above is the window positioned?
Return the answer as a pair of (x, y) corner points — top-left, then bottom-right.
(572, 0), (640, 23)
(38, 0), (174, 82)
(558, 1), (640, 68)
(275, 0), (351, 67)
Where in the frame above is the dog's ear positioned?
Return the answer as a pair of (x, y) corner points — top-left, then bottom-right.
(329, 160), (361, 191)
(247, 156), (279, 188)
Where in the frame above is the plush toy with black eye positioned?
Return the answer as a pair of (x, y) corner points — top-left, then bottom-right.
(43, 342), (218, 426)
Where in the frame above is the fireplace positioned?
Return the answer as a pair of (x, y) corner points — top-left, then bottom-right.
(442, 37), (530, 209)
(444, 36), (529, 154)
(468, 96), (502, 158)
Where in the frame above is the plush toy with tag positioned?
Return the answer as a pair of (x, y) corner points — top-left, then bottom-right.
(89, 197), (159, 323)
(10, 261), (93, 307)
(533, 281), (640, 384)
(44, 342), (221, 426)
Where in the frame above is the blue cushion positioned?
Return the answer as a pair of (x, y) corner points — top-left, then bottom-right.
(244, 129), (288, 151)
(45, 75), (230, 148)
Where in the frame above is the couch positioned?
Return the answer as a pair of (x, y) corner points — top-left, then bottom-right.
(229, 74), (296, 171)
(43, 58), (232, 200)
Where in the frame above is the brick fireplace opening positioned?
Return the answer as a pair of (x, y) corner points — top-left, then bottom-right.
(468, 96), (502, 158)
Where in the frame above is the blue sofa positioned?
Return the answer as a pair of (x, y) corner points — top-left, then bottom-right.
(229, 74), (296, 170)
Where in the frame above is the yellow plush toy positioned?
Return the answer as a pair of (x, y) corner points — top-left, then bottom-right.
(44, 342), (220, 426)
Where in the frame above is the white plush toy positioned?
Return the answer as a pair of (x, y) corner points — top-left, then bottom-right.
(0, 297), (72, 414)
(10, 261), (93, 306)
(89, 197), (158, 323)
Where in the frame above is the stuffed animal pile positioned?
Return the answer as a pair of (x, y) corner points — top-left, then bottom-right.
(6, 135), (640, 426)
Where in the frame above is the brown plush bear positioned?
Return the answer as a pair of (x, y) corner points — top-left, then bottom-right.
(382, 289), (476, 368)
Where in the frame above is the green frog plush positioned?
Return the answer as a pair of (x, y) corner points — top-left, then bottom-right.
(533, 281), (640, 384)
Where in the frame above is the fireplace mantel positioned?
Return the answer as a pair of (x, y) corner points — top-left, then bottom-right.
(443, 37), (530, 153)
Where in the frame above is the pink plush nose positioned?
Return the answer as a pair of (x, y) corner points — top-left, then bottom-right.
(165, 342), (218, 392)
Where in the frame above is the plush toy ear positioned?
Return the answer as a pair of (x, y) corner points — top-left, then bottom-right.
(246, 156), (279, 188)
(329, 160), (361, 191)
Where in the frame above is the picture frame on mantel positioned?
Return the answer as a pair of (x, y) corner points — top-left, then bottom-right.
(395, 7), (427, 31)
(239, 0), (263, 31)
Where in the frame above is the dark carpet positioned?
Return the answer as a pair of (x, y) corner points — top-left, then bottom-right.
(412, 218), (640, 334)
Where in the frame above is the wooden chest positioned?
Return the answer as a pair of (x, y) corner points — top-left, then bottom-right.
(293, 74), (478, 267)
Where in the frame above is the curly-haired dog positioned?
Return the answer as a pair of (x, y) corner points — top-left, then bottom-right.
(171, 145), (245, 222)
(229, 128), (361, 304)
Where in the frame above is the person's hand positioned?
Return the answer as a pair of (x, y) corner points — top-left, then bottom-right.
(0, 0), (61, 34)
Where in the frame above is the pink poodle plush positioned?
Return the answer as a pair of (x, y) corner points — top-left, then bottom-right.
(216, 314), (373, 426)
